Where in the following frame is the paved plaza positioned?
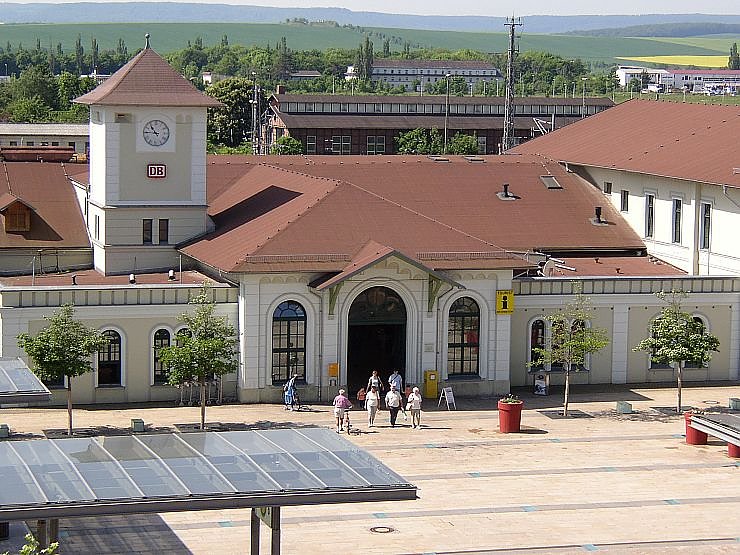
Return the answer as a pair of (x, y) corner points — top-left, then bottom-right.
(1, 384), (739, 554)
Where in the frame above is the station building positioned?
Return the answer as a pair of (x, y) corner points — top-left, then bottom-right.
(1, 48), (738, 407)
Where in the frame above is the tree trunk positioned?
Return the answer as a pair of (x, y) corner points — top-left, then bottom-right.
(676, 361), (683, 413)
(200, 377), (207, 430)
(563, 364), (571, 417)
(67, 379), (73, 436)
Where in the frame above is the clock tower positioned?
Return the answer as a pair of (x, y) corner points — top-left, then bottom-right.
(74, 37), (222, 275)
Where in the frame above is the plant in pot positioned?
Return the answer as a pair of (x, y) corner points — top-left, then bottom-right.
(498, 393), (524, 433)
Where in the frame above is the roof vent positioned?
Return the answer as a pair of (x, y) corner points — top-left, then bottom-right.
(428, 155), (449, 163)
(496, 183), (517, 201)
(464, 156), (485, 163)
(540, 175), (562, 189)
(591, 206), (608, 226)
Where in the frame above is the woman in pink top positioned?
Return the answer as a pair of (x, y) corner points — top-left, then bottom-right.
(332, 389), (352, 433)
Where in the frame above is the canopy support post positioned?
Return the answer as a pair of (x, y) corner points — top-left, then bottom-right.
(250, 508), (260, 554)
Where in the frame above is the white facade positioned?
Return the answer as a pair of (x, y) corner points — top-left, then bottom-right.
(573, 167), (740, 276)
(616, 66), (670, 88)
(0, 123), (89, 153)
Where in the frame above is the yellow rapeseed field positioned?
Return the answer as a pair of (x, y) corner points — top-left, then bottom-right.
(618, 56), (729, 68)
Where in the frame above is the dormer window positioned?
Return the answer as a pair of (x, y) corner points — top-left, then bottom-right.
(3, 201), (31, 232)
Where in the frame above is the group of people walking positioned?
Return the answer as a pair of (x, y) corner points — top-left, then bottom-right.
(332, 369), (422, 433)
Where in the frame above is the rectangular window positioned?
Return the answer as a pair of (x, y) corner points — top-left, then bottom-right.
(332, 135), (351, 155)
(477, 136), (486, 155)
(26, 141), (34, 146)
(645, 194), (655, 238)
(9, 141), (17, 146)
(94, 215), (100, 241)
(51, 141), (59, 146)
(142, 219), (153, 244)
(367, 136), (376, 155)
(68, 142), (75, 149)
(672, 198), (682, 243)
(603, 182), (612, 194)
(700, 203), (711, 249)
(158, 219), (169, 244)
(620, 190), (629, 212)
(306, 135), (316, 154)
(375, 136), (385, 154)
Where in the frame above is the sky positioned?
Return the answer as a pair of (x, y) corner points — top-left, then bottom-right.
(10, 0), (740, 16)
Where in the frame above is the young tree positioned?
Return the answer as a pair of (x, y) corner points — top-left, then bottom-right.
(206, 77), (255, 147)
(634, 290), (720, 413)
(270, 135), (303, 154)
(529, 284), (609, 416)
(447, 133), (479, 155)
(729, 42), (740, 70)
(395, 127), (443, 155)
(17, 305), (108, 436)
(157, 287), (237, 429)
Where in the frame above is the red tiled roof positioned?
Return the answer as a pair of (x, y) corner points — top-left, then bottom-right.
(74, 47), (222, 107)
(182, 155), (644, 274)
(511, 99), (740, 189)
(372, 60), (497, 70)
(272, 94), (614, 107)
(546, 256), (685, 278)
(0, 269), (224, 287)
(0, 162), (89, 249)
(274, 112), (581, 131)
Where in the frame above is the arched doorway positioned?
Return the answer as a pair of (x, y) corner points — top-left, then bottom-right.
(347, 286), (407, 396)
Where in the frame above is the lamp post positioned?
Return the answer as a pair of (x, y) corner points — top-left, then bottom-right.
(581, 77), (587, 119)
(3, 64), (7, 77)
(444, 73), (451, 154)
(250, 71), (259, 155)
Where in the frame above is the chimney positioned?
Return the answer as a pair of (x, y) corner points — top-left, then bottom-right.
(129, 273), (136, 284)
(595, 206), (603, 223)
(276, 84), (286, 95)
(168, 269), (176, 281)
(503, 183), (510, 198)
(71, 274), (77, 285)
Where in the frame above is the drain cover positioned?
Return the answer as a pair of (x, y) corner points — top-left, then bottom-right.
(370, 526), (395, 534)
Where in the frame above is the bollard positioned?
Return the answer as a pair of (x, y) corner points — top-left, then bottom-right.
(684, 412), (708, 445)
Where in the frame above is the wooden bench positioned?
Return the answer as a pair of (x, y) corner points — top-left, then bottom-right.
(686, 413), (740, 458)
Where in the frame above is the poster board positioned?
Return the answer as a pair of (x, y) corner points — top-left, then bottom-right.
(438, 387), (457, 410)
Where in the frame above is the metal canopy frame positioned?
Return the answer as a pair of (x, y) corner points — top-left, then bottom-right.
(0, 428), (417, 522)
(0, 357), (51, 404)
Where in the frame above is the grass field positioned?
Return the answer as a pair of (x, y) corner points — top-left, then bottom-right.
(617, 55), (729, 67)
(0, 22), (735, 64)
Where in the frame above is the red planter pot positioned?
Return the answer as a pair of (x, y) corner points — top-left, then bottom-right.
(498, 400), (524, 433)
(684, 412), (708, 445)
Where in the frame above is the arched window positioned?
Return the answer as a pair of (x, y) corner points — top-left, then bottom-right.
(98, 330), (122, 386)
(529, 319), (545, 370)
(153, 329), (171, 385)
(685, 316), (708, 369)
(272, 301), (306, 384)
(447, 297), (480, 376)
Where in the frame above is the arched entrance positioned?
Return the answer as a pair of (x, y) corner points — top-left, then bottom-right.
(347, 286), (407, 396)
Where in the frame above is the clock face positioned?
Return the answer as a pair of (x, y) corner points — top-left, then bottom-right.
(142, 119), (170, 146)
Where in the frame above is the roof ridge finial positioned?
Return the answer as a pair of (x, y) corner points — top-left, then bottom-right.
(145, 33), (150, 49)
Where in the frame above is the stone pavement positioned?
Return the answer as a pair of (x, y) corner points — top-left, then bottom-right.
(1, 383), (740, 554)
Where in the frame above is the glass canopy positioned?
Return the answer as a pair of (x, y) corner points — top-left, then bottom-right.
(0, 358), (51, 404)
(0, 428), (416, 521)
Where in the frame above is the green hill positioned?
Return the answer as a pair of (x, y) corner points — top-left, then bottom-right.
(0, 22), (731, 64)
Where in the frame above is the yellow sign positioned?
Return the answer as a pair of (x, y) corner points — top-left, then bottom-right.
(496, 290), (514, 314)
(328, 363), (339, 377)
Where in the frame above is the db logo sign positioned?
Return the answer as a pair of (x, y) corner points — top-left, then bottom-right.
(147, 164), (166, 178)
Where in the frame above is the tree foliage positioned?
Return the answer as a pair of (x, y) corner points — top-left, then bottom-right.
(157, 287), (238, 429)
(205, 77), (257, 147)
(17, 304), (108, 435)
(633, 290), (720, 413)
(395, 127), (443, 155)
(447, 132), (479, 155)
(271, 135), (303, 154)
(528, 284), (609, 416)
(1, 533), (58, 555)
(729, 42), (740, 70)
